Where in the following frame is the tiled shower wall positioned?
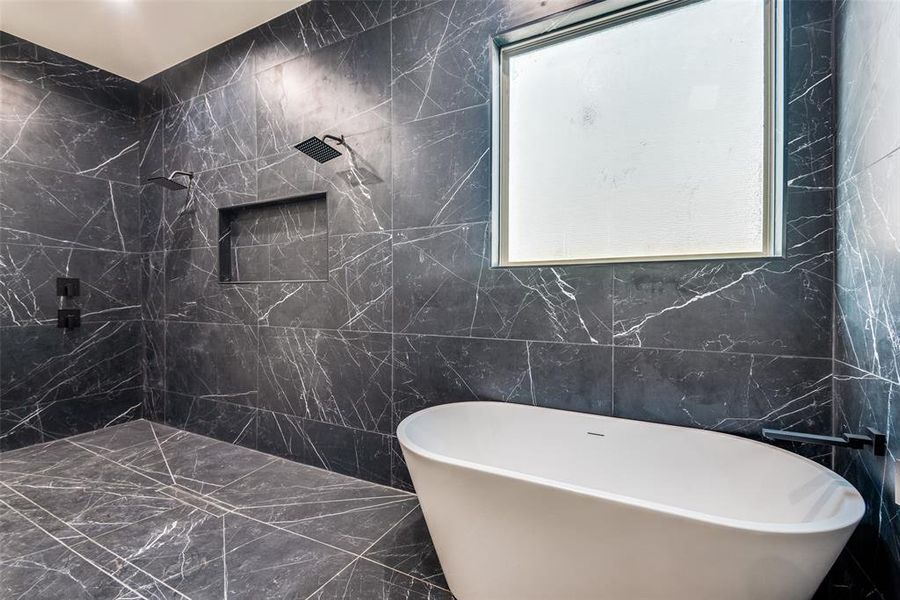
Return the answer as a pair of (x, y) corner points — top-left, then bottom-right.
(832, 0), (899, 596)
(136, 0), (836, 488)
(0, 33), (143, 449)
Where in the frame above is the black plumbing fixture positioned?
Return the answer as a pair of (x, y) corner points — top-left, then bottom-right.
(56, 277), (80, 297)
(294, 134), (344, 163)
(57, 309), (81, 329)
(763, 427), (886, 456)
(146, 171), (194, 191)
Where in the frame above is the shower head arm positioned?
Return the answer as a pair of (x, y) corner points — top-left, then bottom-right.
(322, 134), (345, 146)
(169, 170), (194, 180)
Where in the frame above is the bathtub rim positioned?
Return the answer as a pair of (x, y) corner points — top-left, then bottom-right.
(397, 401), (865, 536)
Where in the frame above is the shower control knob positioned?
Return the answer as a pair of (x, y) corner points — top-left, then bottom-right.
(56, 277), (80, 297)
(57, 309), (81, 329)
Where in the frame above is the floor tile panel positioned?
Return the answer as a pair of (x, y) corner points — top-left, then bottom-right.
(210, 459), (418, 553)
(89, 504), (356, 599)
(3, 475), (181, 539)
(0, 439), (160, 489)
(68, 420), (177, 456)
(0, 502), (145, 600)
(0, 420), (446, 599)
(310, 558), (455, 600)
(97, 425), (277, 494)
(363, 506), (447, 588)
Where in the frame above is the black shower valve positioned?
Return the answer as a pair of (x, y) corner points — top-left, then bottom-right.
(57, 277), (80, 297)
(763, 427), (887, 457)
(57, 309), (81, 329)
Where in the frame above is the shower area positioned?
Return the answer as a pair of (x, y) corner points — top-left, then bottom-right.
(0, 0), (897, 598)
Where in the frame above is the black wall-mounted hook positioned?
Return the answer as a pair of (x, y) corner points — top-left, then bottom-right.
(57, 309), (81, 329)
(763, 427), (886, 457)
(57, 277), (80, 297)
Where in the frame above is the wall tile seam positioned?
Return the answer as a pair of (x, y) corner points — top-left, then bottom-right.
(140, 5), (398, 111)
(153, 157), (258, 180)
(153, 387), (833, 443)
(390, 102), (492, 128)
(0, 73), (140, 122)
(387, 1), (437, 22)
(142, 72), (255, 116)
(611, 265), (616, 415)
(388, 8), (396, 473)
(1, 314), (144, 328)
(155, 321), (838, 361)
(0, 159), (142, 189)
(0, 243), (147, 256)
(251, 11), (396, 76)
(0, 318), (146, 330)
(157, 390), (396, 438)
(139, 56), (257, 109)
(390, 220), (838, 245)
(828, 0), (839, 451)
(5, 385), (145, 406)
(162, 231), (391, 254)
(150, 71), (258, 123)
(37, 75), (139, 118)
(832, 358), (900, 387)
(835, 145), (900, 187)
(150, 76), (489, 134)
(0, 70), (139, 120)
(36, 91), (139, 119)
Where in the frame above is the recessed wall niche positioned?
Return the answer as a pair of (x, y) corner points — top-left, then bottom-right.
(218, 193), (328, 283)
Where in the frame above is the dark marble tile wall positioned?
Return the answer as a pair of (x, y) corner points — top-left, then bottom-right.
(137, 0), (837, 493)
(0, 32), (142, 450)
(832, 0), (900, 596)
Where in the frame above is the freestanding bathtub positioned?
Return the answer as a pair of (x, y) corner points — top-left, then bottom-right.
(397, 402), (865, 600)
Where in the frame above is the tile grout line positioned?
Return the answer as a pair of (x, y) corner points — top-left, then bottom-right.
(1, 158), (141, 189)
(0, 505), (144, 600)
(357, 555), (453, 593)
(222, 517), (229, 600)
(92, 419), (415, 498)
(197, 457), (280, 500)
(611, 265), (616, 416)
(148, 421), (177, 485)
(57, 428), (404, 566)
(359, 502), (419, 557)
(203, 489), (448, 592)
(153, 318), (837, 361)
(0, 489), (180, 600)
(46, 436), (372, 583)
(301, 557), (360, 600)
(832, 358), (900, 386)
(389, 4), (397, 487)
(4, 384), (449, 598)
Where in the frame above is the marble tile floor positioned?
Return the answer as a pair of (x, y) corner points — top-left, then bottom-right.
(0, 420), (452, 599)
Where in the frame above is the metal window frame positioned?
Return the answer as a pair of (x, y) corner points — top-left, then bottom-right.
(491, 0), (784, 268)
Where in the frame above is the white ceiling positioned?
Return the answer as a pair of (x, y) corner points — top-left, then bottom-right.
(0, 0), (308, 82)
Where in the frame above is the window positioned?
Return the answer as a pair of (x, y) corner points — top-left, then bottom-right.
(492, 0), (783, 266)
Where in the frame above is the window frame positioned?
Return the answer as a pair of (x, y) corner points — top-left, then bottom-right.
(490, 0), (784, 268)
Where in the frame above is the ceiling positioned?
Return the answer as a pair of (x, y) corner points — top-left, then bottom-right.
(0, 0), (308, 82)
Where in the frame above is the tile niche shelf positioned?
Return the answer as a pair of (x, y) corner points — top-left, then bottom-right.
(218, 192), (328, 284)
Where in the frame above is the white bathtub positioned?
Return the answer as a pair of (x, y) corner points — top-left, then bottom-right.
(397, 402), (864, 600)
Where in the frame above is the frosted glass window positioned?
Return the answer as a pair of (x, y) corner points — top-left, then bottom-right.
(494, 0), (782, 266)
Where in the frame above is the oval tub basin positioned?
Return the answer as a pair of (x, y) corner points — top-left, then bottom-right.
(397, 401), (864, 600)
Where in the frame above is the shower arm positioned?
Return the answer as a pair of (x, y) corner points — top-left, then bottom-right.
(322, 134), (345, 146)
(762, 427), (886, 456)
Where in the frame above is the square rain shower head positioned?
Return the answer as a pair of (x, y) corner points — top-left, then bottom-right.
(146, 176), (188, 191)
(295, 136), (343, 163)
